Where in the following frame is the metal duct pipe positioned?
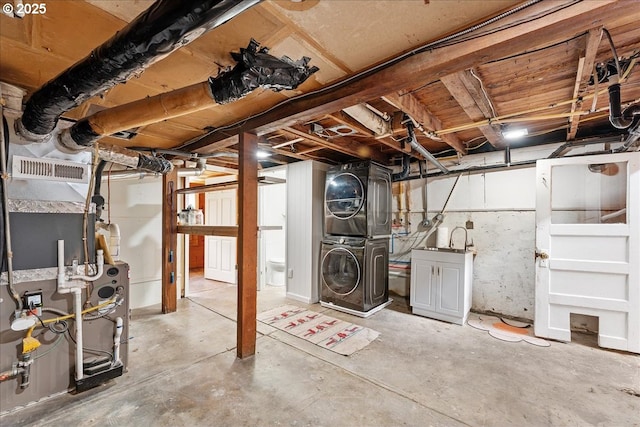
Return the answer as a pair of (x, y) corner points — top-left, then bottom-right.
(614, 119), (640, 152)
(17, 0), (263, 140)
(96, 144), (173, 174)
(178, 159), (207, 177)
(60, 40), (317, 149)
(343, 104), (392, 137)
(548, 135), (624, 158)
(101, 157), (215, 180)
(405, 119), (449, 174)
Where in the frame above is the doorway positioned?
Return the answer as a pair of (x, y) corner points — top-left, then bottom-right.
(534, 151), (639, 353)
(185, 167), (288, 298)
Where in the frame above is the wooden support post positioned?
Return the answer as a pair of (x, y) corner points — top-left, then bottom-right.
(162, 168), (178, 313)
(237, 132), (258, 358)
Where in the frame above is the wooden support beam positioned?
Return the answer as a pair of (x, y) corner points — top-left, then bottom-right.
(237, 132), (258, 359)
(283, 126), (388, 163)
(177, 225), (238, 237)
(384, 92), (467, 154)
(191, 135), (239, 154)
(567, 27), (603, 140)
(178, 1), (619, 152)
(440, 69), (504, 148)
(161, 168), (178, 314)
(270, 146), (314, 161)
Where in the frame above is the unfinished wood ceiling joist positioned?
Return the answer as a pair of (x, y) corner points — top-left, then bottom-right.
(1, 0), (638, 170)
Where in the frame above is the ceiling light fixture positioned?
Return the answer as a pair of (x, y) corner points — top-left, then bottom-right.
(256, 150), (272, 159)
(502, 128), (528, 140)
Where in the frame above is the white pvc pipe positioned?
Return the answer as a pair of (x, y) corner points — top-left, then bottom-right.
(73, 288), (83, 381)
(57, 240), (66, 286)
(108, 223), (120, 260)
(113, 317), (123, 366)
(69, 250), (104, 282)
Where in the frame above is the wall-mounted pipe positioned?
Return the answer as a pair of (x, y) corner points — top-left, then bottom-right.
(17, 0), (263, 140)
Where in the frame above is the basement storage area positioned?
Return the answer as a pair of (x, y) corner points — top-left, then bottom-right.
(1, 1), (639, 426)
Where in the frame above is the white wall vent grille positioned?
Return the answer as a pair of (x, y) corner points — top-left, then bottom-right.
(12, 156), (90, 184)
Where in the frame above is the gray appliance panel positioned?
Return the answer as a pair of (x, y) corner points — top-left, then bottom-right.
(365, 239), (389, 310)
(320, 238), (389, 313)
(0, 263), (129, 413)
(4, 212), (95, 271)
(324, 161), (391, 238)
(368, 165), (392, 237)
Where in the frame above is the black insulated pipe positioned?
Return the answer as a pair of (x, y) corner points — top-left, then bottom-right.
(392, 154), (411, 181)
(608, 84), (640, 130)
(92, 161), (107, 221)
(19, 0), (262, 137)
(609, 84), (632, 129)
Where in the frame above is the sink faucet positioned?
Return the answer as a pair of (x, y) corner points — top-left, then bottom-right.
(449, 226), (468, 251)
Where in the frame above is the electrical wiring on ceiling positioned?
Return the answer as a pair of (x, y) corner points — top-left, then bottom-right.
(177, 0), (554, 148)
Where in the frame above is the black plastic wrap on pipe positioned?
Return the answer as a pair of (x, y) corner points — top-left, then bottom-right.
(137, 154), (174, 174)
(209, 39), (319, 104)
(20, 0), (262, 136)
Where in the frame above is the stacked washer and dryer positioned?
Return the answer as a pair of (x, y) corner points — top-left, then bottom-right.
(320, 161), (392, 316)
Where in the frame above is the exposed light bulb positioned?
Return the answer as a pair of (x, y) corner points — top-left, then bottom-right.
(502, 128), (528, 140)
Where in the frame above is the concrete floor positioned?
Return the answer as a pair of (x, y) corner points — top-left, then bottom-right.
(1, 280), (639, 427)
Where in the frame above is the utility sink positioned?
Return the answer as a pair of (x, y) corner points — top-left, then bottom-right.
(424, 246), (468, 254)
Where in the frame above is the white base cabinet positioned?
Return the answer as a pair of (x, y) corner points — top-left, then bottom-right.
(410, 249), (473, 325)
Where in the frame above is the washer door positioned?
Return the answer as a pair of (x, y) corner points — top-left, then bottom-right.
(325, 173), (364, 219)
(321, 247), (361, 295)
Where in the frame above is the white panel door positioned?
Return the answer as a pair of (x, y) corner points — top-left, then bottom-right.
(535, 152), (639, 353)
(204, 189), (237, 283)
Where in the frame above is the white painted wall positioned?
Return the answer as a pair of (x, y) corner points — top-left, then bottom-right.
(391, 167), (538, 320)
(103, 177), (163, 309)
(286, 160), (327, 303)
(259, 167), (287, 286)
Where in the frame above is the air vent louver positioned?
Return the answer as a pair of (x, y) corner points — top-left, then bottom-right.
(12, 155), (89, 184)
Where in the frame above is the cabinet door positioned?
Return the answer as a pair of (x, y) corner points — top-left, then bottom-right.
(410, 259), (437, 311)
(436, 262), (463, 318)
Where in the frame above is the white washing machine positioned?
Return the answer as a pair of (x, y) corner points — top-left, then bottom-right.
(320, 236), (389, 314)
(324, 161), (391, 237)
